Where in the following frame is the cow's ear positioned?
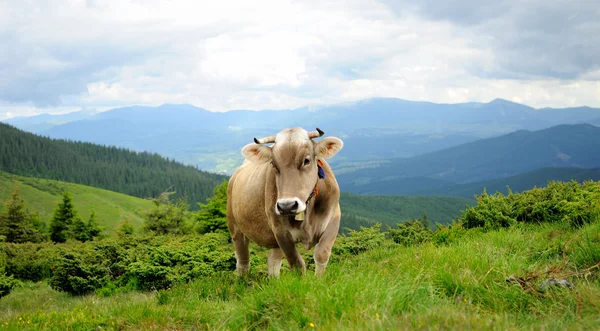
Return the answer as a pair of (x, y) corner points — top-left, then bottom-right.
(242, 143), (273, 164)
(316, 137), (343, 159)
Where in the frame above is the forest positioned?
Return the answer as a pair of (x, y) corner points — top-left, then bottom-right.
(0, 123), (227, 207)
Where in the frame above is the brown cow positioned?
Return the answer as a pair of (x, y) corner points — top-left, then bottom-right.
(227, 127), (344, 276)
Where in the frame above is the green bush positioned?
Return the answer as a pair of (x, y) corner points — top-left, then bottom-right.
(0, 244), (16, 299)
(0, 273), (16, 299)
(457, 181), (600, 230)
(332, 224), (386, 258)
(49, 243), (113, 295)
(2, 242), (63, 281)
(126, 233), (235, 290)
(431, 224), (468, 245)
(388, 219), (433, 246)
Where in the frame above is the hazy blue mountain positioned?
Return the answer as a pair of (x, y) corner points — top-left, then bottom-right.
(343, 167), (600, 197)
(337, 124), (600, 191)
(4, 109), (97, 132)
(421, 167), (600, 198)
(8, 98), (600, 173)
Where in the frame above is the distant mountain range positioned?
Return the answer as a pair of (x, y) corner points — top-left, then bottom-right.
(341, 167), (600, 198)
(337, 124), (600, 195)
(5, 109), (98, 133)
(3, 98), (600, 173)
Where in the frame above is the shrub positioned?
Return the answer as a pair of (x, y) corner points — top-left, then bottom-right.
(388, 219), (433, 246)
(332, 224), (386, 258)
(49, 242), (114, 295)
(0, 273), (16, 299)
(49, 239), (131, 295)
(0, 243), (16, 299)
(2, 242), (63, 281)
(432, 224), (469, 245)
(126, 233), (235, 290)
(457, 181), (600, 230)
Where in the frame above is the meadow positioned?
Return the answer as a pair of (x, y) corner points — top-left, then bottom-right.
(1, 180), (599, 330)
(1, 220), (599, 330)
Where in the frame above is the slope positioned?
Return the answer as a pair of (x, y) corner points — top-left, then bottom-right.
(0, 171), (152, 232)
(339, 193), (473, 229)
(338, 124), (600, 191)
(0, 122), (227, 207)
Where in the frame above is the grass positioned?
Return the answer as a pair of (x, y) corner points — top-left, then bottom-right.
(0, 171), (152, 233)
(1, 220), (599, 330)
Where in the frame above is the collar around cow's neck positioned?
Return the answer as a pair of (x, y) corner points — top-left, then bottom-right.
(306, 159), (325, 205)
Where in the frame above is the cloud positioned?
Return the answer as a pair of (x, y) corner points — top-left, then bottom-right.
(0, 0), (599, 117)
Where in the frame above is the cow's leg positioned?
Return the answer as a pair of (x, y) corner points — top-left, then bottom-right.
(268, 248), (284, 277)
(227, 209), (250, 276)
(274, 229), (306, 274)
(232, 231), (251, 276)
(314, 208), (341, 276)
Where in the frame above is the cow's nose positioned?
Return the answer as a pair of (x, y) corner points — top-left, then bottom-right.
(277, 200), (299, 215)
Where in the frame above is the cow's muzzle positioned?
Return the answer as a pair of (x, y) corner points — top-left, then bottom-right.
(276, 198), (305, 216)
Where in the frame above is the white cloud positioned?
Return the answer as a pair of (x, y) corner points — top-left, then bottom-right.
(0, 0), (599, 117)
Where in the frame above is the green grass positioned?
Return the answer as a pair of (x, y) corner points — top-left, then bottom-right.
(1, 220), (599, 330)
(0, 171), (152, 233)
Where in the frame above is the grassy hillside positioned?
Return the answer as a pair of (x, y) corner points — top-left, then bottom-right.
(0, 170), (471, 234)
(340, 193), (473, 228)
(0, 171), (152, 232)
(0, 122), (227, 206)
(339, 124), (600, 191)
(1, 220), (598, 329)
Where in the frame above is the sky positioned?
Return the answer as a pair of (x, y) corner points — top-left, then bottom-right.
(1, 0), (599, 120)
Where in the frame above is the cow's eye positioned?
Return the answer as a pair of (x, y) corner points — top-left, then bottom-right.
(303, 158), (311, 166)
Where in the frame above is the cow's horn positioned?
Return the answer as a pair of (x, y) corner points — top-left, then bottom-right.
(308, 128), (325, 139)
(253, 135), (276, 144)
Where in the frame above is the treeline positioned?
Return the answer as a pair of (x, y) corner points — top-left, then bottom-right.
(0, 123), (227, 206)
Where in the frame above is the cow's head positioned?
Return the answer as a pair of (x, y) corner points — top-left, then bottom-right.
(242, 128), (343, 216)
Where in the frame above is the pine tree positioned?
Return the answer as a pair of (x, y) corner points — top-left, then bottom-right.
(0, 187), (43, 243)
(116, 218), (135, 236)
(195, 180), (228, 234)
(87, 210), (101, 239)
(71, 217), (90, 242)
(143, 192), (191, 235)
(50, 192), (78, 243)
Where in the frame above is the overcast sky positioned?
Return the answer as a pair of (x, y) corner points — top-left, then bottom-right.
(1, 0), (599, 119)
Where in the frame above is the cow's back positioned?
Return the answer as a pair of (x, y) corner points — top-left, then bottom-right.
(228, 161), (279, 248)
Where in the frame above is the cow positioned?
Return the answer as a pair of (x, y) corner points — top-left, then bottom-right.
(227, 127), (344, 276)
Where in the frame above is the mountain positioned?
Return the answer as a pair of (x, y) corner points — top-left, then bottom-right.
(338, 124), (600, 192)
(4, 109), (97, 132)
(0, 170), (152, 232)
(345, 167), (600, 197)
(6, 98), (596, 173)
(419, 167), (600, 198)
(0, 122), (227, 207)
